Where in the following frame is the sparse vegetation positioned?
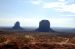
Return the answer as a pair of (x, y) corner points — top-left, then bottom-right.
(0, 35), (6, 43)
(0, 31), (75, 49)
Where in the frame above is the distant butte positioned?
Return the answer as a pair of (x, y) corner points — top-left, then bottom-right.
(12, 21), (22, 30)
(36, 20), (54, 32)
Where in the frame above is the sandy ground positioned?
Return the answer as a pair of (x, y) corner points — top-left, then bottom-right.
(0, 31), (75, 49)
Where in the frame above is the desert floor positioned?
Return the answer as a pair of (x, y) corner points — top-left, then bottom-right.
(0, 31), (75, 49)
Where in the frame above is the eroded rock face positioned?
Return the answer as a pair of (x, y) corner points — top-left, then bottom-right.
(38, 20), (50, 32)
(13, 21), (22, 30)
(36, 20), (54, 32)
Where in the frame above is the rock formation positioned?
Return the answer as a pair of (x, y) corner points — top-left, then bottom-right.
(37, 20), (54, 32)
(12, 21), (22, 30)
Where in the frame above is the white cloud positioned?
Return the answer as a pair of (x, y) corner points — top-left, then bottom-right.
(58, 0), (65, 2)
(43, 1), (75, 13)
(49, 18), (75, 28)
(58, 4), (75, 13)
(30, 0), (75, 14)
(43, 2), (64, 8)
(30, 0), (42, 5)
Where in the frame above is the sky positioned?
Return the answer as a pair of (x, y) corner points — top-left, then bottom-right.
(0, 0), (75, 28)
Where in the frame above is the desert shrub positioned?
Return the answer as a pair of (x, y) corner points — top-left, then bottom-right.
(16, 35), (33, 44)
(21, 46), (30, 49)
(69, 37), (75, 44)
(2, 42), (19, 49)
(23, 37), (31, 44)
(0, 35), (5, 43)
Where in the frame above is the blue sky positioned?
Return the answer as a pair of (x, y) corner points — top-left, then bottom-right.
(0, 0), (75, 28)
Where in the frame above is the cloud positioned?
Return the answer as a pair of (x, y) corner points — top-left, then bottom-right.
(30, 0), (75, 14)
(30, 0), (42, 5)
(29, 0), (75, 14)
(58, 0), (65, 2)
(43, 2), (64, 8)
(56, 4), (75, 13)
(43, 0), (75, 13)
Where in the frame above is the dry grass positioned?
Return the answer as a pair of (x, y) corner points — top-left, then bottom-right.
(0, 31), (75, 49)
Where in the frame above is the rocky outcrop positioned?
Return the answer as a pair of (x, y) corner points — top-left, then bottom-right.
(36, 20), (54, 32)
(12, 21), (22, 30)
